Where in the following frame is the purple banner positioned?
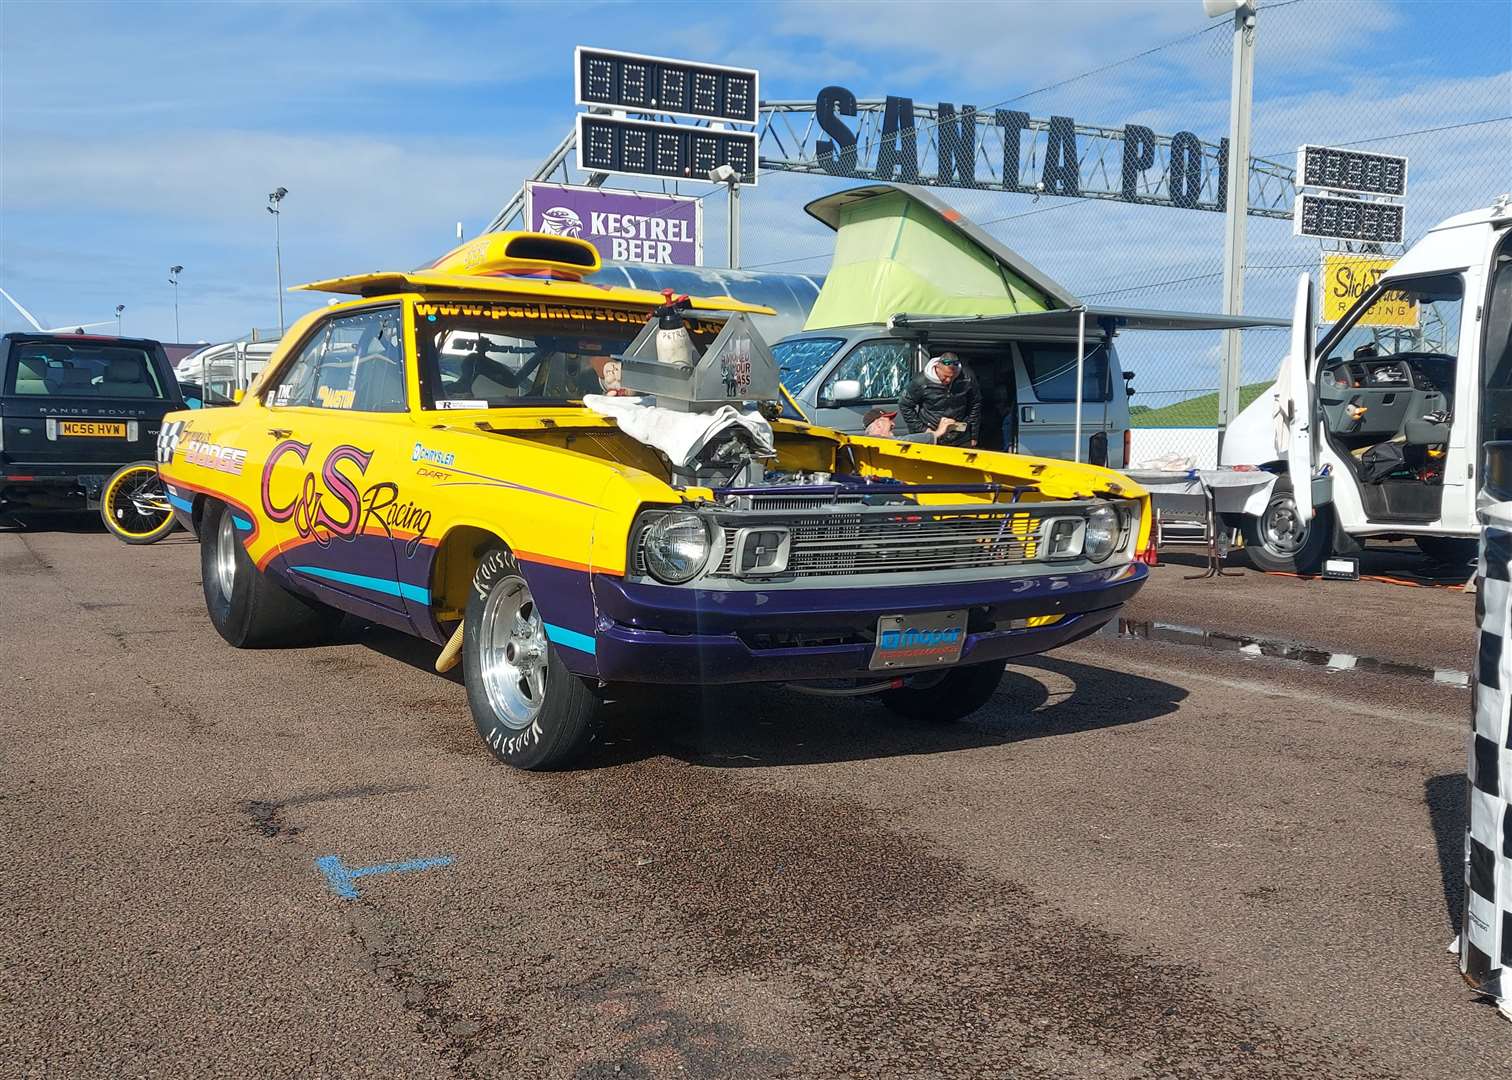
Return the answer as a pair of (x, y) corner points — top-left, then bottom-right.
(525, 181), (702, 266)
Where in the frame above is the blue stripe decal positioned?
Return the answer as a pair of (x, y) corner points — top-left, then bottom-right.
(232, 515), (253, 531)
(291, 564), (431, 604)
(543, 622), (596, 655)
(167, 494), (194, 514)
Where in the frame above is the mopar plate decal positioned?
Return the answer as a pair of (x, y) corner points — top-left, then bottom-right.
(870, 611), (966, 670)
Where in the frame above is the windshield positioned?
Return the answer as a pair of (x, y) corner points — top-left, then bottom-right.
(416, 299), (723, 408)
(5, 340), (166, 399)
(1324, 274), (1464, 362)
(772, 336), (845, 391)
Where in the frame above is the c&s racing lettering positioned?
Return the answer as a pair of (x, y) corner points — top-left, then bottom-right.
(261, 440), (431, 555)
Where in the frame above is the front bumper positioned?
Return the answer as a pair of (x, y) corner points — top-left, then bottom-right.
(589, 562), (1147, 684)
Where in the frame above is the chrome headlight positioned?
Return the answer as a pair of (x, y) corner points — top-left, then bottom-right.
(641, 511), (711, 584)
(1084, 502), (1119, 563)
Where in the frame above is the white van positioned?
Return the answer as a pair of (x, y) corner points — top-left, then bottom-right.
(1220, 195), (1512, 572)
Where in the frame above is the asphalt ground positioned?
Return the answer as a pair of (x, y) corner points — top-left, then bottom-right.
(1, 521), (1503, 1079)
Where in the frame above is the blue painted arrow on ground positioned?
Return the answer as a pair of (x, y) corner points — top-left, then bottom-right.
(315, 854), (455, 899)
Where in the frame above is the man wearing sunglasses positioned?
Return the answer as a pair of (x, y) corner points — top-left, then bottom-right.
(898, 352), (980, 447)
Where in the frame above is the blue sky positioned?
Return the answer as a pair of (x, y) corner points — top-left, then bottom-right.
(2, 0), (1509, 363)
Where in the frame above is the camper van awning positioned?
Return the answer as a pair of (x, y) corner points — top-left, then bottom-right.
(888, 306), (1290, 340)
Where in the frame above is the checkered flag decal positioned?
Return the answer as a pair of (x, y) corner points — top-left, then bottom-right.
(1462, 525), (1512, 1004)
(156, 420), (186, 464)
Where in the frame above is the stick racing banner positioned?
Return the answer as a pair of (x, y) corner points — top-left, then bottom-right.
(1321, 254), (1417, 328)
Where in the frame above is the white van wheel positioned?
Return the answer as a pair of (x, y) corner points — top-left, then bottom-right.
(1241, 477), (1332, 575)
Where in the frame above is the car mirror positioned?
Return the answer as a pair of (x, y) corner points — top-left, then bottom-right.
(233, 388), (246, 403)
(827, 379), (862, 404)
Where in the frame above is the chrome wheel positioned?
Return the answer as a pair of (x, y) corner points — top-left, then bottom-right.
(478, 574), (548, 730)
(214, 509), (238, 602)
(1260, 493), (1309, 556)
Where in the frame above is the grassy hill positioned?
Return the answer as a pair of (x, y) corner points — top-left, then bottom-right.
(1130, 382), (1271, 427)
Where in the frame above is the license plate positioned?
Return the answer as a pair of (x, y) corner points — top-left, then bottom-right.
(869, 610), (966, 670)
(59, 421), (127, 438)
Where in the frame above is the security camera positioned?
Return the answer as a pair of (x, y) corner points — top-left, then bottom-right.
(707, 165), (738, 184)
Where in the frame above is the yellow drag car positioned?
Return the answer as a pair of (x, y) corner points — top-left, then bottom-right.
(158, 232), (1149, 769)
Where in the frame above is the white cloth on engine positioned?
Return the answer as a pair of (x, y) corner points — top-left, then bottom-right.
(583, 394), (774, 468)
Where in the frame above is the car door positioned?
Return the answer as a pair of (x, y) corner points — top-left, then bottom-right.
(257, 305), (414, 627)
(811, 338), (915, 433)
(1284, 274), (1318, 521)
(1014, 338), (1113, 462)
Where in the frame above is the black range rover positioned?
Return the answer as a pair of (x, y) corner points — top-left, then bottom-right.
(1, 332), (186, 512)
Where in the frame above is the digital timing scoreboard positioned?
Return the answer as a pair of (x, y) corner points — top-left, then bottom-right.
(576, 115), (758, 186)
(1296, 144), (1408, 198)
(572, 48), (761, 185)
(1292, 143), (1409, 243)
(1294, 193), (1405, 245)
(574, 47), (759, 126)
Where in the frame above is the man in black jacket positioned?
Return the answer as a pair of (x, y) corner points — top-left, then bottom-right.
(898, 352), (981, 446)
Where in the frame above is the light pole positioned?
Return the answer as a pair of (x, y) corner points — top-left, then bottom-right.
(267, 186), (288, 336)
(1206, 0), (1257, 456)
(708, 165), (741, 269)
(168, 265), (183, 341)
(114, 304), (125, 336)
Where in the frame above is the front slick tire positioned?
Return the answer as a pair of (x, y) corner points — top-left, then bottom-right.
(880, 661), (1006, 722)
(463, 543), (600, 771)
(200, 499), (342, 648)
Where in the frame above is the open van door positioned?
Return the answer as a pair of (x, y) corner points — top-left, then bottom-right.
(1285, 273), (1317, 522)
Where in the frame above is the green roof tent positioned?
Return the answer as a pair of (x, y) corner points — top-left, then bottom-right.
(800, 183), (1081, 331)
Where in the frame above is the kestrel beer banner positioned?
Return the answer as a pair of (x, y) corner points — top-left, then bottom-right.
(1462, 501), (1512, 1023)
(525, 181), (702, 267)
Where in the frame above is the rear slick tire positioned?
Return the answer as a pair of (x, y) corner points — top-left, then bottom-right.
(462, 543), (600, 770)
(1240, 477), (1333, 575)
(879, 662), (1006, 722)
(200, 500), (342, 648)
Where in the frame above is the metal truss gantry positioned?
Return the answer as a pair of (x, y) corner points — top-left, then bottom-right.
(488, 99), (1297, 233)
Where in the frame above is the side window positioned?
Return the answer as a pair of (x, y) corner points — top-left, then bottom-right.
(266, 325), (327, 407)
(1020, 342), (1110, 403)
(821, 340), (913, 402)
(266, 307), (405, 412)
